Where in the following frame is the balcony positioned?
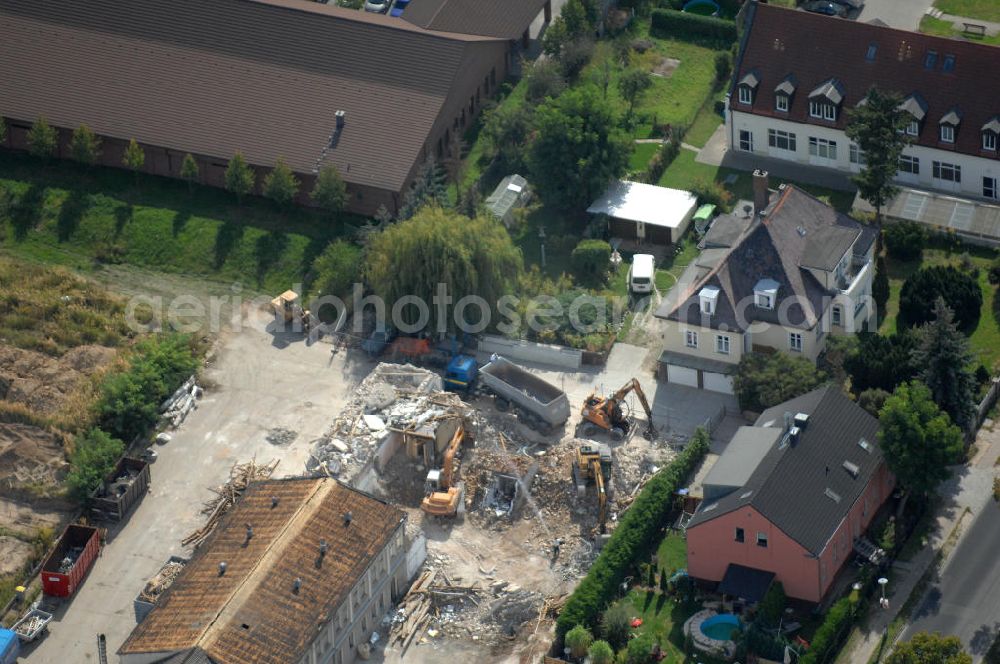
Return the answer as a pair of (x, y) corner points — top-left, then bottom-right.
(836, 255), (871, 296)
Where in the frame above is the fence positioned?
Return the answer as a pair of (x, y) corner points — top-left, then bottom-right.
(479, 335), (583, 370)
(970, 377), (1000, 443)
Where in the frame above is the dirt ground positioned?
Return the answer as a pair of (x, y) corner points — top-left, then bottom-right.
(0, 344), (116, 416)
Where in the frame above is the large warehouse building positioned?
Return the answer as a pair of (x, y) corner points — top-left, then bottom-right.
(0, 0), (543, 215)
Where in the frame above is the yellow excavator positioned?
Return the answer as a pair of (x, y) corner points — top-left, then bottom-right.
(269, 290), (313, 333)
(572, 442), (612, 533)
(580, 378), (656, 440)
(420, 424), (465, 518)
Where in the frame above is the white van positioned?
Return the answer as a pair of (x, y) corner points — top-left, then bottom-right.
(628, 254), (655, 294)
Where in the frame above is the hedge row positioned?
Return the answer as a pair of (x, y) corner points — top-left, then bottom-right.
(650, 9), (737, 46)
(556, 428), (711, 636)
(799, 596), (855, 664)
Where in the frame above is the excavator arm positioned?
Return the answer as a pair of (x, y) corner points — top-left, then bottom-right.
(593, 460), (607, 533)
(439, 424), (464, 489)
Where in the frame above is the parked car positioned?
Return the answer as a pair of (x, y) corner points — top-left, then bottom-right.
(364, 0), (390, 12)
(802, 0), (848, 16)
(829, 0), (864, 10)
(389, 0), (411, 16)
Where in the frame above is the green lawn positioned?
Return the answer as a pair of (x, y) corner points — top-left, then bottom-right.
(0, 152), (356, 294)
(933, 0), (1000, 22)
(919, 15), (1000, 44)
(658, 149), (857, 213)
(683, 93), (725, 149)
(878, 244), (1000, 370)
(629, 143), (661, 176)
(656, 531), (688, 572)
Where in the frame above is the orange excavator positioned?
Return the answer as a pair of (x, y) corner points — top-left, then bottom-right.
(420, 423), (465, 518)
(580, 378), (656, 441)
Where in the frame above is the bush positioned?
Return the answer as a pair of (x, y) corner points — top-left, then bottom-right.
(560, 38), (596, 80)
(798, 597), (855, 664)
(566, 624), (594, 659)
(650, 9), (737, 46)
(96, 334), (200, 442)
(976, 364), (992, 386)
(758, 581), (786, 628)
(883, 220), (926, 261)
(898, 265), (982, 334)
(622, 632), (657, 664)
(66, 428), (125, 504)
(734, 352), (827, 413)
(645, 139), (680, 183)
(714, 50), (732, 84)
(857, 387), (891, 417)
(571, 239), (613, 283)
(525, 59), (567, 103)
(556, 429), (710, 637)
(690, 177), (733, 211)
(310, 240), (362, 305)
(600, 603), (631, 650)
(588, 640), (615, 664)
(988, 257), (1000, 286)
(846, 331), (919, 395)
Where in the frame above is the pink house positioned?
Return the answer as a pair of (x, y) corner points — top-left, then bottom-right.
(686, 386), (894, 603)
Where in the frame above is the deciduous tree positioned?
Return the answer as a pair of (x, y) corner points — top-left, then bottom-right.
(528, 85), (631, 208)
(898, 265), (982, 334)
(262, 157), (299, 208)
(310, 240), (361, 305)
(122, 138), (145, 179)
(180, 153), (200, 192)
(66, 428), (125, 504)
(884, 220), (926, 261)
(311, 165), (348, 217)
(70, 124), (100, 165)
(878, 381), (964, 518)
(27, 116), (58, 159)
(886, 632), (972, 664)
(225, 151), (255, 204)
(846, 87), (909, 223)
(733, 351), (826, 413)
(913, 298), (977, 431)
(618, 67), (653, 120)
(481, 103), (533, 169)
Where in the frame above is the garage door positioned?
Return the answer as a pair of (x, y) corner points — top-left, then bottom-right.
(703, 371), (734, 394)
(666, 364), (698, 388)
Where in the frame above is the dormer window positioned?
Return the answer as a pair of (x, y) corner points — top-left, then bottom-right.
(774, 76), (796, 113)
(924, 50), (938, 69)
(808, 78), (844, 123)
(754, 279), (779, 310)
(906, 120), (919, 136)
(809, 101), (836, 121)
(776, 95), (788, 112)
(941, 125), (955, 143)
(985, 132), (998, 151)
(939, 108), (961, 144)
(699, 286), (720, 316)
(737, 71), (759, 106)
(981, 118), (1000, 151)
(942, 54), (955, 72)
(865, 43), (877, 61)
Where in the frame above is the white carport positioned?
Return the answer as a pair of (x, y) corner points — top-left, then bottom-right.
(587, 180), (699, 244)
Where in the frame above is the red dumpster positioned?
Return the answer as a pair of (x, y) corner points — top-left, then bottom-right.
(41, 524), (100, 597)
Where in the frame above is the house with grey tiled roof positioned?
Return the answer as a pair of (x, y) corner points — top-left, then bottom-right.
(686, 386), (895, 603)
(653, 174), (876, 394)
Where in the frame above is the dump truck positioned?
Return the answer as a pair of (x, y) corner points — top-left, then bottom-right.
(478, 357), (570, 433)
(42, 524), (101, 598)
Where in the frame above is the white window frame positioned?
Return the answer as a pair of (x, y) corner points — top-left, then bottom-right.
(738, 85), (753, 105)
(715, 335), (731, 355)
(906, 120), (919, 136)
(849, 143), (866, 165)
(755, 292), (774, 309)
(685, 330), (699, 348)
(756, 532), (768, 548)
(739, 130), (754, 152)
(789, 332), (803, 352)
(768, 128), (796, 152)
(940, 124), (955, 143)
(983, 132), (998, 151)
(809, 100), (836, 121)
(775, 94), (789, 112)
(899, 155), (920, 175)
(933, 160), (961, 183)
(808, 137), (838, 160)
(832, 306), (843, 327)
(985, 176), (998, 200)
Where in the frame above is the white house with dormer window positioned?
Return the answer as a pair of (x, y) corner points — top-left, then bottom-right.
(727, 2), (1000, 204)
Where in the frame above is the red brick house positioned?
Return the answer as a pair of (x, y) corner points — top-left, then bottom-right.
(686, 386), (894, 603)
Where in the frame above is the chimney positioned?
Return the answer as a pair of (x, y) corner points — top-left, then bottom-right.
(293, 578), (302, 594)
(343, 511), (353, 526)
(218, 561), (227, 576)
(335, 110), (346, 130)
(271, 496), (279, 509)
(753, 169), (770, 213)
(319, 539), (328, 557)
(245, 524), (253, 542)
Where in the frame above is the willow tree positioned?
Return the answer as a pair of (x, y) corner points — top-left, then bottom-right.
(365, 206), (523, 333)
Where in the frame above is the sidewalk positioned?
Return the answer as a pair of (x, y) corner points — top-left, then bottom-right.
(841, 425), (1000, 663)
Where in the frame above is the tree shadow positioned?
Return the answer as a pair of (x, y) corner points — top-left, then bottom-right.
(114, 203), (133, 238)
(213, 221), (244, 270)
(172, 209), (192, 237)
(299, 236), (329, 291)
(655, 592), (668, 615)
(10, 184), (44, 241)
(255, 230), (290, 286)
(56, 188), (90, 242)
(643, 589), (655, 612)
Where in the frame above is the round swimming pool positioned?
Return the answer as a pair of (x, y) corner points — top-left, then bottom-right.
(700, 613), (740, 641)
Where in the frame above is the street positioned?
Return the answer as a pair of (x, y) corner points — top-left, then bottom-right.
(903, 496), (1000, 660)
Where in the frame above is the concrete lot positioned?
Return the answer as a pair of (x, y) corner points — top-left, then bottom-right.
(23, 319), (370, 662)
(856, 0), (932, 30)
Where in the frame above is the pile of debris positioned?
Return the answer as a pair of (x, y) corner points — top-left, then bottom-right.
(58, 546), (84, 574)
(308, 363), (469, 482)
(182, 457), (279, 548)
(160, 375), (202, 429)
(611, 442), (674, 503)
(138, 559), (186, 603)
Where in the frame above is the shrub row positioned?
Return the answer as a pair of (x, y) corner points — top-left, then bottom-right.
(651, 9), (737, 46)
(556, 427), (710, 637)
(799, 596), (856, 664)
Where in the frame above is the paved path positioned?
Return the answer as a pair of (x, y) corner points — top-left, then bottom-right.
(856, 0), (932, 30)
(930, 10), (1000, 34)
(843, 425), (1000, 663)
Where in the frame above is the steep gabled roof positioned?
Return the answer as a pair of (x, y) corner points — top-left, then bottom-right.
(119, 478), (405, 663)
(687, 386), (883, 555)
(657, 185), (871, 331)
(0, 0), (503, 191)
(734, 3), (1000, 159)
(402, 0), (547, 39)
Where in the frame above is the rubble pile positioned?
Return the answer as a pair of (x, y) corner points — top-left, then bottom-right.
(138, 560), (186, 603)
(160, 376), (202, 429)
(58, 546), (84, 573)
(611, 442), (675, 502)
(266, 427), (298, 446)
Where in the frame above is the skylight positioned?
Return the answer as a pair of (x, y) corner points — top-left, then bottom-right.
(858, 438), (872, 453)
(843, 460), (860, 478)
(740, 490), (754, 499)
(865, 43), (877, 61)
(824, 488), (842, 504)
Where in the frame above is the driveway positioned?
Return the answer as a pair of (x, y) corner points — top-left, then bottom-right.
(855, 0), (932, 30)
(22, 317), (370, 662)
(902, 500), (1000, 660)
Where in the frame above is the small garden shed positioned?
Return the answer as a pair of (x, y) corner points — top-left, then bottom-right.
(587, 180), (698, 244)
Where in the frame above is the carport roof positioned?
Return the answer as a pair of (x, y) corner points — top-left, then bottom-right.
(718, 564), (775, 603)
(587, 180), (698, 229)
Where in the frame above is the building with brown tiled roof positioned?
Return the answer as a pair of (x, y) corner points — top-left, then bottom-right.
(118, 478), (408, 664)
(728, 2), (1000, 205)
(0, 0), (529, 215)
(402, 0), (550, 41)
